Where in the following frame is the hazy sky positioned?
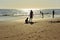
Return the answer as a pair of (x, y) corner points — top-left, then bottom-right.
(0, 0), (60, 9)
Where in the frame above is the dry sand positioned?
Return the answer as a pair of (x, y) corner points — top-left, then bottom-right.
(0, 18), (60, 40)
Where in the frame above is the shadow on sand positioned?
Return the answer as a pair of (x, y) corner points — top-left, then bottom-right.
(25, 22), (37, 25)
(49, 21), (60, 23)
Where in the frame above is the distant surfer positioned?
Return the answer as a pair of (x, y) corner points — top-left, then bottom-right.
(52, 10), (55, 18)
(40, 11), (44, 18)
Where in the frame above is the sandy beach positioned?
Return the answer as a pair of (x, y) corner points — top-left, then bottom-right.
(0, 18), (60, 40)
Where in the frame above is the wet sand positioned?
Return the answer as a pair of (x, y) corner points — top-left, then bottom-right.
(0, 18), (60, 40)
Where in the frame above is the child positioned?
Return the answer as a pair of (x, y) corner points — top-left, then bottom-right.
(25, 17), (29, 24)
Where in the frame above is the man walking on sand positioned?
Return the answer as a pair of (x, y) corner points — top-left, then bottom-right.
(29, 10), (33, 23)
(52, 10), (55, 18)
(40, 11), (44, 18)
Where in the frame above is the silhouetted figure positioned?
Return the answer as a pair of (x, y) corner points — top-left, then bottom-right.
(29, 10), (33, 23)
(52, 10), (55, 18)
(25, 17), (29, 24)
(40, 11), (44, 18)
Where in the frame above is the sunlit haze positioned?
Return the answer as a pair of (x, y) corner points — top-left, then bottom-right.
(20, 8), (40, 12)
(0, 0), (60, 9)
